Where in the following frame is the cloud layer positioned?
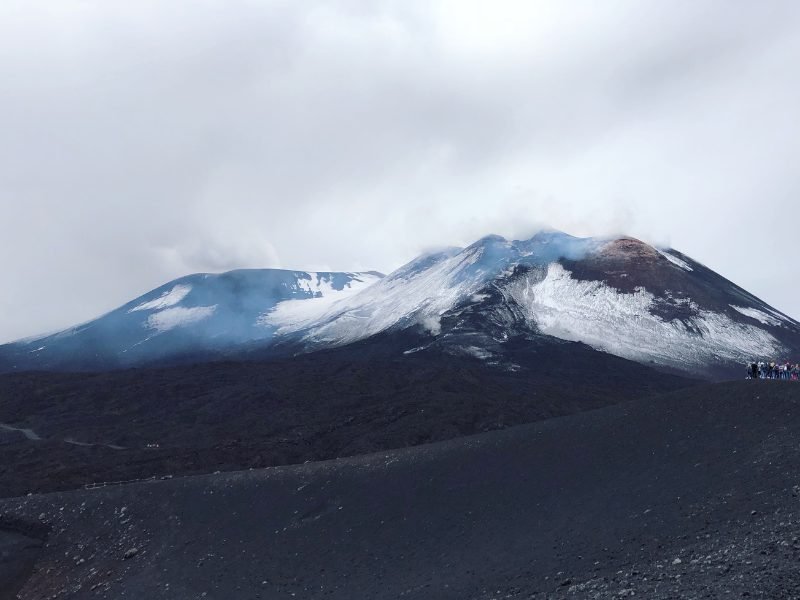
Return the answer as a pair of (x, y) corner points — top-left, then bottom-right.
(2, 1), (799, 342)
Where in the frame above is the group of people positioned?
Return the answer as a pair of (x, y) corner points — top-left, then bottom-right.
(746, 361), (800, 380)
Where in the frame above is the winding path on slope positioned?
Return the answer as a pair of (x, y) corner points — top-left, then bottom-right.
(0, 423), (40, 441)
(0, 423), (125, 450)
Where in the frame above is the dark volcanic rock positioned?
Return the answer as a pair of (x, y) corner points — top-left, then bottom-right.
(0, 517), (46, 600)
(0, 335), (691, 497)
(122, 547), (138, 560)
(1, 381), (799, 599)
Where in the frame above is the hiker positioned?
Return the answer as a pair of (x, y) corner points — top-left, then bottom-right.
(751, 362), (759, 379)
(747, 359), (800, 381)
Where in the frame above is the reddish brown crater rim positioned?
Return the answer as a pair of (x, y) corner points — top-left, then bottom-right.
(597, 238), (662, 261)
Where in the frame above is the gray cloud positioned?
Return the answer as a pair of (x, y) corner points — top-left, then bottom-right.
(1, 0), (799, 342)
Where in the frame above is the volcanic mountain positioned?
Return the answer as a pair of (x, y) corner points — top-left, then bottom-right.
(1, 230), (797, 377)
(0, 270), (383, 372)
(3, 231), (800, 600)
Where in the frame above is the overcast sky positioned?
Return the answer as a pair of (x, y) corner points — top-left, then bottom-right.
(1, 1), (799, 343)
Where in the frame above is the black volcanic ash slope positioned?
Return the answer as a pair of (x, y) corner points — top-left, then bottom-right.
(0, 334), (691, 497)
(2, 381), (800, 600)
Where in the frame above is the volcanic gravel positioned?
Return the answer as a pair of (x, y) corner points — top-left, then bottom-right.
(1, 380), (799, 599)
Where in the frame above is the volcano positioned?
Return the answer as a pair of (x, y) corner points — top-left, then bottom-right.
(2, 232), (799, 599)
(1, 230), (797, 378)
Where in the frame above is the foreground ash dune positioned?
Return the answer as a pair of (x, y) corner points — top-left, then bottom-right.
(2, 381), (800, 600)
(2, 230), (798, 377)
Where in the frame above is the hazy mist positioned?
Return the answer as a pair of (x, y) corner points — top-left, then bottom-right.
(2, 1), (799, 342)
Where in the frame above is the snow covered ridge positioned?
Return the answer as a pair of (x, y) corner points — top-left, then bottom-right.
(256, 272), (383, 331)
(129, 284), (192, 312)
(262, 245), (493, 343)
(284, 271), (382, 299)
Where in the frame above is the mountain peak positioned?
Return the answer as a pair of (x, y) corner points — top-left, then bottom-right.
(467, 234), (508, 248)
(597, 237), (662, 261)
(1, 230), (798, 378)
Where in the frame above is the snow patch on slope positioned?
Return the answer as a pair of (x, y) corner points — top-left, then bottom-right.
(730, 305), (784, 327)
(658, 250), (693, 271)
(258, 272), (382, 330)
(293, 273), (378, 297)
(303, 272), (381, 298)
(508, 263), (782, 372)
(146, 305), (217, 332)
(130, 285), (192, 312)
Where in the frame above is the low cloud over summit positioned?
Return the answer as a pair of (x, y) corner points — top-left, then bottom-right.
(1, 1), (799, 342)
